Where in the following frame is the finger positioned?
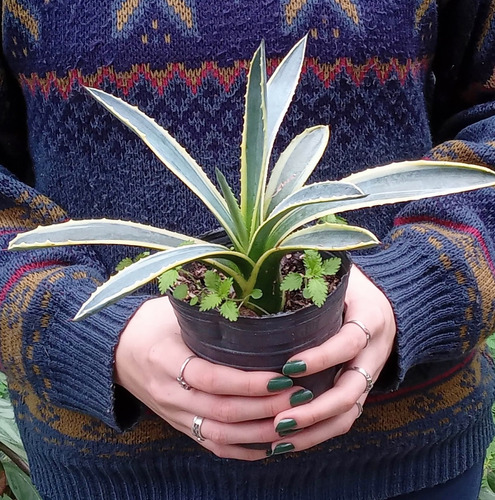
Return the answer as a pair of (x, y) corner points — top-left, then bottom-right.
(176, 413), (280, 446)
(161, 340), (293, 396)
(178, 389), (296, 423)
(281, 320), (371, 378)
(267, 399), (366, 456)
(272, 378), (367, 431)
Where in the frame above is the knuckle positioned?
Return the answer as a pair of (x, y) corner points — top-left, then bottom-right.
(340, 394), (357, 413)
(207, 426), (230, 445)
(335, 417), (353, 436)
(213, 399), (239, 423)
(348, 332), (364, 355)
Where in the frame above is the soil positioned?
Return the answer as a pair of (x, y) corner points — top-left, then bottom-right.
(172, 252), (340, 317)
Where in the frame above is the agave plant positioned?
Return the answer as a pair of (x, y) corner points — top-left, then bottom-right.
(8, 37), (495, 321)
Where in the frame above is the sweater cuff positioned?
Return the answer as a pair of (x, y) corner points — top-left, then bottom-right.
(29, 278), (149, 431)
(352, 237), (467, 391)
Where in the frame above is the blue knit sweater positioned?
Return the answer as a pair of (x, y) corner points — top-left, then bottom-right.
(1, 1), (495, 499)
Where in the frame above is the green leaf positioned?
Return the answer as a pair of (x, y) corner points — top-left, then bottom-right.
(264, 126), (330, 215)
(215, 168), (249, 250)
(204, 270), (221, 291)
(9, 219), (200, 252)
(269, 181), (365, 217)
(250, 288), (263, 299)
(2, 461), (42, 500)
(253, 160), (495, 255)
(280, 272), (303, 291)
(172, 284), (188, 300)
(74, 244), (252, 320)
(240, 41), (268, 234)
(318, 214), (348, 225)
(305, 277), (328, 307)
(219, 300), (239, 321)
(158, 269), (180, 294)
(199, 293), (222, 311)
(85, 88), (242, 249)
(217, 277), (233, 299)
(277, 223), (379, 253)
(321, 257), (341, 276)
(190, 295), (199, 306)
(302, 250), (322, 277)
(115, 257), (133, 271)
(339, 160), (495, 211)
(266, 35), (307, 158)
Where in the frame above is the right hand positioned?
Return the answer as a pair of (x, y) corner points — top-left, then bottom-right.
(114, 296), (296, 460)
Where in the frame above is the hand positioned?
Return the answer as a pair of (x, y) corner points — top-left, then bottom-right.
(267, 264), (396, 456)
(114, 296), (297, 460)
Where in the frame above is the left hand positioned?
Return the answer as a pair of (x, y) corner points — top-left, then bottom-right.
(267, 264), (396, 456)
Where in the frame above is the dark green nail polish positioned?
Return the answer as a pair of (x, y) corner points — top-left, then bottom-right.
(282, 360), (307, 375)
(278, 428), (301, 438)
(272, 442), (295, 455)
(267, 376), (293, 392)
(275, 418), (297, 433)
(290, 389), (314, 407)
(266, 448), (273, 457)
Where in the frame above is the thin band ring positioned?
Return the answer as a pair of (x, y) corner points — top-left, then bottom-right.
(355, 401), (363, 419)
(177, 355), (197, 390)
(345, 319), (371, 348)
(192, 415), (206, 442)
(347, 366), (374, 393)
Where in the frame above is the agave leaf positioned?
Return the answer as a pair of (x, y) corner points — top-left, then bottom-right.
(266, 35), (307, 158)
(240, 41), (268, 234)
(257, 160), (495, 250)
(74, 244), (254, 320)
(339, 160), (495, 205)
(270, 181), (365, 217)
(215, 168), (248, 250)
(85, 88), (241, 249)
(8, 219), (200, 251)
(248, 181), (365, 259)
(264, 125), (330, 215)
(278, 223), (379, 251)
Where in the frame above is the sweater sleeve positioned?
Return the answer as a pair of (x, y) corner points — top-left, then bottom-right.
(352, 0), (495, 389)
(0, 47), (146, 430)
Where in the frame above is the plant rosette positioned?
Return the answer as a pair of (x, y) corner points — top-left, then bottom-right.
(8, 37), (495, 396)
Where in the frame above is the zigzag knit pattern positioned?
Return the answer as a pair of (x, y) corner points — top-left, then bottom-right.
(0, 1), (495, 499)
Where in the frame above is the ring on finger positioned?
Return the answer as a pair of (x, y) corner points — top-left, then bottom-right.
(347, 366), (374, 393)
(192, 415), (206, 442)
(177, 355), (197, 390)
(345, 319), (371, 348)
(355, 401), (363, 419)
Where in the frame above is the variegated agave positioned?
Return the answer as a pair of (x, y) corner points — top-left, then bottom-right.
(9, 37), (495, 320)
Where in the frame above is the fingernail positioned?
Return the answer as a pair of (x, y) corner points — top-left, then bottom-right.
(282, 360), (307, 375)
(290, 388), (314, 407)
(275, 418), (297, 433)
(272, 442), (295, 455)
(278, 428), (302, 438)
(267, 376), (294, 392)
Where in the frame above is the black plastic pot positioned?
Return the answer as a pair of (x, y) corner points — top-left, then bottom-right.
(168, 228), (351, 397)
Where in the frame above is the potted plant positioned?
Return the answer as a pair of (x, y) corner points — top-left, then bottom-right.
(8, 37), (495, 396)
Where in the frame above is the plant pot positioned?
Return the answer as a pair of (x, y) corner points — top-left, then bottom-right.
(169, 252), (350, 396)
(168, 227), (351, 397)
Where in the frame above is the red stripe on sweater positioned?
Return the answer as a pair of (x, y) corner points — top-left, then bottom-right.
(367, 350), (476, 403)
(0, 261), (63, 305)
(394, 216), (495, 274)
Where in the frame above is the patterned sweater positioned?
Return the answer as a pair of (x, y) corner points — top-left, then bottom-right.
(1, 1), (495, 499)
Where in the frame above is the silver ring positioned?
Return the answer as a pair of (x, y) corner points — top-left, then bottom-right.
(177, 355), (197, 390)
(192, 415), (205, 442)
(347, 366), (374, 393)
(355, 401), (363, 418)
(345, 319), (371, 348)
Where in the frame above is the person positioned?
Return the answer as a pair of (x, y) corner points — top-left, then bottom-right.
(0, 1), (494, 499)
